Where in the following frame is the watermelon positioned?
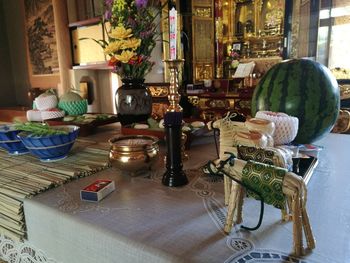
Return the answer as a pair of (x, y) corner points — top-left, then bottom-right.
(251, 59), (340, 144)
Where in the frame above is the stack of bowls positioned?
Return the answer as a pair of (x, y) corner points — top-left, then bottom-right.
(17, 125), (80, 162)
(0, 124), (29, 155)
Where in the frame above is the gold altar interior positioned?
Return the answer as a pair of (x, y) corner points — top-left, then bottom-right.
(222, 0), (285, 57)
(161, 0), (286, 83)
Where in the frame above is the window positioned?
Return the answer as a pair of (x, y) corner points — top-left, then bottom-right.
(317, 0), (350, 72)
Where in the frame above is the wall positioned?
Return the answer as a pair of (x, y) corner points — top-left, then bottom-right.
(145, 39), (164, 83)
(2, 0), (68, 107)
(66, 4), (164, 114)
(0, 0), (18, 107)
(70, 69), (117, 113)
(2, 0), (32, 106)
(0, 0), (164, 110)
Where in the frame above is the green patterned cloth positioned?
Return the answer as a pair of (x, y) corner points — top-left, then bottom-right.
(242, 160), (287, 210)
(237, 145), (275, 165)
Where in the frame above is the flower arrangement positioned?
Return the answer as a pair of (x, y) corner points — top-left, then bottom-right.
(229, 49), (240, 69)
(102, 0), (163, 80)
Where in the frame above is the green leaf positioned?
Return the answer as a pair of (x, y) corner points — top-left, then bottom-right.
(79, 38), (108, 49)
(14, 122), (69, 136)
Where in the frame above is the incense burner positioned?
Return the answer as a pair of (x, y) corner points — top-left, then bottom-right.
(109, 135), (159, 173)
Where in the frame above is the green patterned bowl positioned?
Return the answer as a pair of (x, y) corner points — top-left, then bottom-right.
(58, 99), (88, 116)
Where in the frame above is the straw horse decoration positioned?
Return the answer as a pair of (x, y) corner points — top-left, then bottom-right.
(207, 112), (277, 206)
(207, 112), (315, 256)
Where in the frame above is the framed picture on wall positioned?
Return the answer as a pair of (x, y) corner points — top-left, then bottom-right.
(232, 42), (242, 52)
(24, 0), (60, 88)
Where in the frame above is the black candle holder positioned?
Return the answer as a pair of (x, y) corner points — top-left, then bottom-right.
(162, 59), (188, 187)
(162, 123), (188, 186)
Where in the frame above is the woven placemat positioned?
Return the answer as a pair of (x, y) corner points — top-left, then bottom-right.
(0, 141), (110, 241)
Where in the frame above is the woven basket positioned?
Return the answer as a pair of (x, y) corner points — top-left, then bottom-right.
(58, 99), (88, 116)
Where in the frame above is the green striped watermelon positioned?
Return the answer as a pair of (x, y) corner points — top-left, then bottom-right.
(251, 59), (340, 144)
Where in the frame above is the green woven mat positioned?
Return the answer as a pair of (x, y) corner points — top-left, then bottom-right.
(242, 160), (287, 210)
(0, 142), (110, 241)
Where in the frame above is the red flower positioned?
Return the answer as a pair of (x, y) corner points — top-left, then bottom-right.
(137, 56), (144, 64)
(127, 56), (138, 65)
(108, 56), (118, 66)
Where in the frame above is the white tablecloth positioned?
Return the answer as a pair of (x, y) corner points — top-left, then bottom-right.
(19, 133), (350, 263)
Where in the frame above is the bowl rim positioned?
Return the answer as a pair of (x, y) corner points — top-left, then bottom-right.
(109, 135), (159, 151)
(0, 124), (20, 133)
(17, 125), (80, 139)
(0, 139), (22, 143)
(23, 140), (76, 150)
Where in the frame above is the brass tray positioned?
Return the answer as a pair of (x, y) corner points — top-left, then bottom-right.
(47, 114), (119, 136)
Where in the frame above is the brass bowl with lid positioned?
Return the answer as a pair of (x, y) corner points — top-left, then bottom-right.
(109, 135), (159, 173)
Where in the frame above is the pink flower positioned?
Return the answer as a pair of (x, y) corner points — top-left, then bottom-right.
(135, 0), (147, 8)
(140, 30), (153, 38)
(104, 0), (113, 19)
(105, 0), (113, 6)
(104, 10), (112, 20)
(230, 51), (240, 60)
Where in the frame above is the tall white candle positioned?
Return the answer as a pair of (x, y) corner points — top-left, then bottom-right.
(169, 7), (177, 60)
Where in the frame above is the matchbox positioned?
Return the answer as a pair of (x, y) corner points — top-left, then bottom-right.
(80, 180), (115, 202)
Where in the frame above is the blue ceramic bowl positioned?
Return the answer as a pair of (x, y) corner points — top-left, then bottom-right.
(17, 125), (80, 162)
(0, 124), (29, 155)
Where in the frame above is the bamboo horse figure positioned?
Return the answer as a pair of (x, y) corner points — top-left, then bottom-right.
(207, 112), (274, 206)
(207, 112), (292, 215)
(208, 154), (315, 256)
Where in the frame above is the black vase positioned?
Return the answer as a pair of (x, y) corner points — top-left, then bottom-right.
(115, 79), (152, 125)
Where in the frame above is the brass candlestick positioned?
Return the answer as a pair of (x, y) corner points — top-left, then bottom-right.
(165, 59), (183, 112)
(162, 59), (188, 187)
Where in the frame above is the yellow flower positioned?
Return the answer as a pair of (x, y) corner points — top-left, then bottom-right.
(110, 26), (133, 40)
(121, 38), (141, 50)
(115, 50), (135, 63)
(115, 0), (126, 13)
(103, 41), (123, 55)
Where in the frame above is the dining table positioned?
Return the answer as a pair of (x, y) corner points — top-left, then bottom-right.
(0, 123), (349, 263)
